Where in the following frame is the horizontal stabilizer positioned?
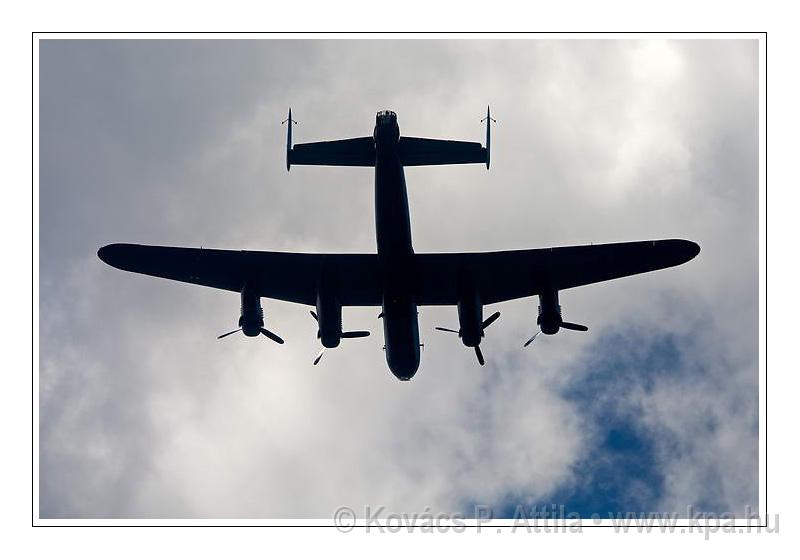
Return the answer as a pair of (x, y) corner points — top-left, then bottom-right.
(398, 137), (487, 166)
(288, 137), (376, 167)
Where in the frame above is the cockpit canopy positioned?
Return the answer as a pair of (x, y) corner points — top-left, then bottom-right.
(374, 110), (400, 144)
(376, 110), (397, 121)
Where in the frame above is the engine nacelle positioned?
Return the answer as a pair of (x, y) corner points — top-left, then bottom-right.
(316, 289), (342, 348)
(239, 284), (264, 337)
(537, 288), (562, 335)
(457, 289), (483, 347)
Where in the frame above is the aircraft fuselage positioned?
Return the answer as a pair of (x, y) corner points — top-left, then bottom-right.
(374, 111), (420, 380)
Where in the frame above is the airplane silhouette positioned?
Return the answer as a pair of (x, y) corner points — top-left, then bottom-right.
(98, 108), (700, 380)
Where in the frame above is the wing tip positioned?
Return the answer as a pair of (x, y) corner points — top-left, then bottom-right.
(97, 243), (132, 268)
(688, 240), (701, 259)
(676, 239), (701, 262)
(97, 244), (113, 265)
(658, 239), (700, 266)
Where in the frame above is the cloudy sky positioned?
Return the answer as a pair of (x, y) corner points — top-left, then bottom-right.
(38, 39), (759, 519)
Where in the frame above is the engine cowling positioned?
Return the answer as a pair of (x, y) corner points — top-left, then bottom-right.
(434, 285), (501, 366)
(537, 288), (562, 335)
(316, 288), (343, 348)
(239, 284), (265, 337)
(457, 290), (483, 347)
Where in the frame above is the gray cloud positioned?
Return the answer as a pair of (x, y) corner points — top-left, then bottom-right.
(39, 39), (758, 518)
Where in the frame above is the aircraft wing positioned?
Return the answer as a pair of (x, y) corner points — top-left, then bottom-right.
(97, 244), (382, 306)
(414, 239), (700, 305)
(98, 239), (698, 308)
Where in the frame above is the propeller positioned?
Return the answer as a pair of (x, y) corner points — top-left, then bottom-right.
(341, 331), (370, 338)
(482, 311), (501, 329)
(217, 328), (242, 339)
(259, 328), (285, 344)
(217, 327), (284, 344)
(309, 310), (370, 365)
(523, 321), (588, 348)
(523, 330), (541, 348)
(561, 322), (589, 332)
(475, 346), (485, 366)
(435, 311), (501, 366)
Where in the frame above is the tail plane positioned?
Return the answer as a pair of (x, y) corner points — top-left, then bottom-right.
(284, 108), (493, 169)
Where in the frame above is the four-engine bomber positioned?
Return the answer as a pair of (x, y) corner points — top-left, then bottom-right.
(98, 108), (700, 380)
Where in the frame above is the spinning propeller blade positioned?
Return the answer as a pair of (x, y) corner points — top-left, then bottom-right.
(341, 331), (370, 338)
(260, 328), (285, 344)
(481, 311), (501, 329)
(523, 331), (541, 348)
(475, 346), (485, 366)
(217, 328), (242, 340)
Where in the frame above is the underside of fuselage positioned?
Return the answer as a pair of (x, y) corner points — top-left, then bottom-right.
(374, 111), (421, 380)
(382, 295), (420, 380)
